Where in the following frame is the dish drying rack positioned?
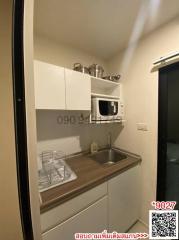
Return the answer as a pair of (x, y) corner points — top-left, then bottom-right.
(38, 151), (77, 192)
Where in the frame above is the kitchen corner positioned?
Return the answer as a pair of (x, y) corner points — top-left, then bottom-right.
(33, 28), (144, 238)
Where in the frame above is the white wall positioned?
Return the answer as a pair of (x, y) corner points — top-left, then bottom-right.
(108, 17), (179, 224)
(34, 34), (108, 71)
(36, 110), (120, 155)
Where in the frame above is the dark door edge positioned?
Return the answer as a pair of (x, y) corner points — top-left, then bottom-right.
(157, 61), (179, 201)
(12, 0), (34, 239)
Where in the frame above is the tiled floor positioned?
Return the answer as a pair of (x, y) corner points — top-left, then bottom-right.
(128, 220), (149, 239)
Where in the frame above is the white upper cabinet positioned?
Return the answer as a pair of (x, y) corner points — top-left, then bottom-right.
(65, 69), (91, 111)
(34, 60), (66, 110)
(34, 61), (91, 111)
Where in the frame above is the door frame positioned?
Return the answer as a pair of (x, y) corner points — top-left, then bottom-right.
(13, 0), (41, 239)
(157, 62), (179, 201)
(13, 0), (34, 239)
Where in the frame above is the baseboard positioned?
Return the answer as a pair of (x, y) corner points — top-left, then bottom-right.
(138, 218), (149, 228)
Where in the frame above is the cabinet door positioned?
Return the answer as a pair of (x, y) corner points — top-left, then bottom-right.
(34, 60), (65, 110)
(41, 183), (107, 233)
(108, 165), (141, 232)
(42, 196), (107, 240)
(65, 69), (91, 110)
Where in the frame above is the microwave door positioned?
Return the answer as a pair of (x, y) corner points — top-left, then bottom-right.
(99, 100), (118, 117)
(99, 100), (110, 116)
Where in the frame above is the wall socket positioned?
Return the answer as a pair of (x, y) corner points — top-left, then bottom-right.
(137, 123), (148, 131)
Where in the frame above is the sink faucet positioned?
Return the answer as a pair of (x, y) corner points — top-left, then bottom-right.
(107, 132), (112, 149)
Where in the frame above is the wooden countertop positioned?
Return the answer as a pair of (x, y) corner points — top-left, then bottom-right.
(40, 149), (141, 212)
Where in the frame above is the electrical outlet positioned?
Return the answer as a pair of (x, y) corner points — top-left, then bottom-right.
(137, 123), (148, 131)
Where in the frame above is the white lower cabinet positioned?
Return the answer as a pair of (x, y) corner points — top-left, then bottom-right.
(108, 165), (141, 232)
(41, 165), (141, 240)
(42, 196), (108, 240)
(41, 183), (107, 233)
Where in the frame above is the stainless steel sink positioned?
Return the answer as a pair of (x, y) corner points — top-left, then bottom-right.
(89, 148), (127, 165)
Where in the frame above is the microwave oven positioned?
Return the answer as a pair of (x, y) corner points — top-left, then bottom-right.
(91, 97), (122, 121)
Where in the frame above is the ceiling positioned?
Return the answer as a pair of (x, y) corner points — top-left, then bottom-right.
(34, 0), (179, 60)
